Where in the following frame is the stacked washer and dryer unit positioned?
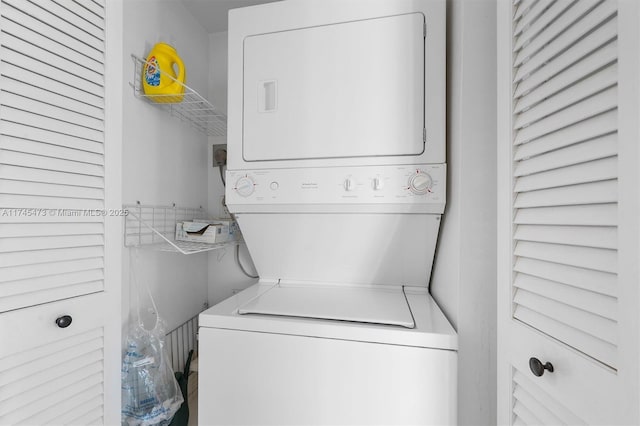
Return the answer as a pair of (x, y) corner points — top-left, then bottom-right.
(199, 1), (456, 424)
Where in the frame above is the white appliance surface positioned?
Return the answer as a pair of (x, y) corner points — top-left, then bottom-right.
(199, 327), (456, 426)
(199, 282), (457, 425)
(227, 0), (446, 170)
(243, 12), (424, 162)
(226, 164), (446, 213)
(238, 282), (416, 328)
(234, 212), (441, 287)
(200, 282), (457, 350)
(204, 1), (453, 424)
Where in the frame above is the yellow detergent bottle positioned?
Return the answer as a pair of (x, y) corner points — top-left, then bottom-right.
(142, 42), (186, 103)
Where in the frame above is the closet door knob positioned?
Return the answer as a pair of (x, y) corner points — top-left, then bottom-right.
(55, 315), (73, 329)
(529, 357), (554, 377)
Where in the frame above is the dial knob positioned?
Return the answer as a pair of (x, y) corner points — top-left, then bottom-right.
(343, 177), (355, 192)
(235, 176), (255, 197)
(373, 177), (384, 191)
(408, 171), (433, 195)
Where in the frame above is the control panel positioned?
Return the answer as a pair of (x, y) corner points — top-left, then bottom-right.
(226, 165), (446, 213)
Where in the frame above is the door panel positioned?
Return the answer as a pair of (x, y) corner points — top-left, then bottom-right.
(508, 321), (617, 424)
(243, 13), (425, 161)
(497, 0), (639, 424)
(0, 0), (117, 424)
(510, 0), (619, 372)
(0, 0), (106, 312)
(0, 293), (107, 425)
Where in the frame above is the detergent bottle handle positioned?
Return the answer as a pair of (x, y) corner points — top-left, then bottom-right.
(170, 53), (185, 86)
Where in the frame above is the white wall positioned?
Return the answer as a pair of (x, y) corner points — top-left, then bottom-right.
(121, 0), (211, 338)
(207, 30), (259, 306)
(430, 0), (497, 424)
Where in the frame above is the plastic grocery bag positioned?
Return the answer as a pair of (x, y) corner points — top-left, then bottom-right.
(121, 322), (183, 425)
(122, 250), (183, 426)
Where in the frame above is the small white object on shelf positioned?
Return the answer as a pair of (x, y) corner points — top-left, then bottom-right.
(130, 54), (226, 137)
(176, 220), (239, 245)
(124, 204), (238, 255)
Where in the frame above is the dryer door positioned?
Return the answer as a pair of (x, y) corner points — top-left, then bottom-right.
(242, 13), (425, 162)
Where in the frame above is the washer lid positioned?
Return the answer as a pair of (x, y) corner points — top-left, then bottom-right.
(200, 282), (457, 350)
(238, 282), (415, 328)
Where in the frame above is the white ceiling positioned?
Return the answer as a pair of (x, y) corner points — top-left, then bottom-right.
(181, 0), (282, 33)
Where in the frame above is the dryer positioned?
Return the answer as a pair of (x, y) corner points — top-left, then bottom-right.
(199, 1), (455, 424)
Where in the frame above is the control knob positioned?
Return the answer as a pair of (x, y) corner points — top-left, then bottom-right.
(373, 177), (384, 191)
(408, 171), (433, 195)
(343, 177), (355, 192)
(235, 176), (256, 197)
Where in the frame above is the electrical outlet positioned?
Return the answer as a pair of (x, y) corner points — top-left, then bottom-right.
(212, 144), (227, 166)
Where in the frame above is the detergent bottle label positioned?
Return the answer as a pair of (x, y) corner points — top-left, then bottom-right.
(144, 56), (160, 87)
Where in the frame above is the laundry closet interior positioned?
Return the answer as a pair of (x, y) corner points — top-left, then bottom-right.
(2, 0), (639, 425)
(116, 1), (492, 423)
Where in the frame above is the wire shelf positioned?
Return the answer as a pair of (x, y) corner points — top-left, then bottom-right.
(124, 204), (237, 255)
(130, 54), (226, 137)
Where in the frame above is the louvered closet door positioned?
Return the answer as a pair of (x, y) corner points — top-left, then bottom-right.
(0, 0), (105, 310)
(0, 0), (113, 424)
(0, 293), (107, 425)
(498, 0), (636, 424)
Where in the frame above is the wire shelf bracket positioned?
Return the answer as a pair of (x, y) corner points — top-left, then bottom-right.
(130, 54), (227, 137)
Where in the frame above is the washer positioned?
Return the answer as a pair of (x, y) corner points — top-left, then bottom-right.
(198, 164), (456, 425)
(199, 282), (457, 425)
